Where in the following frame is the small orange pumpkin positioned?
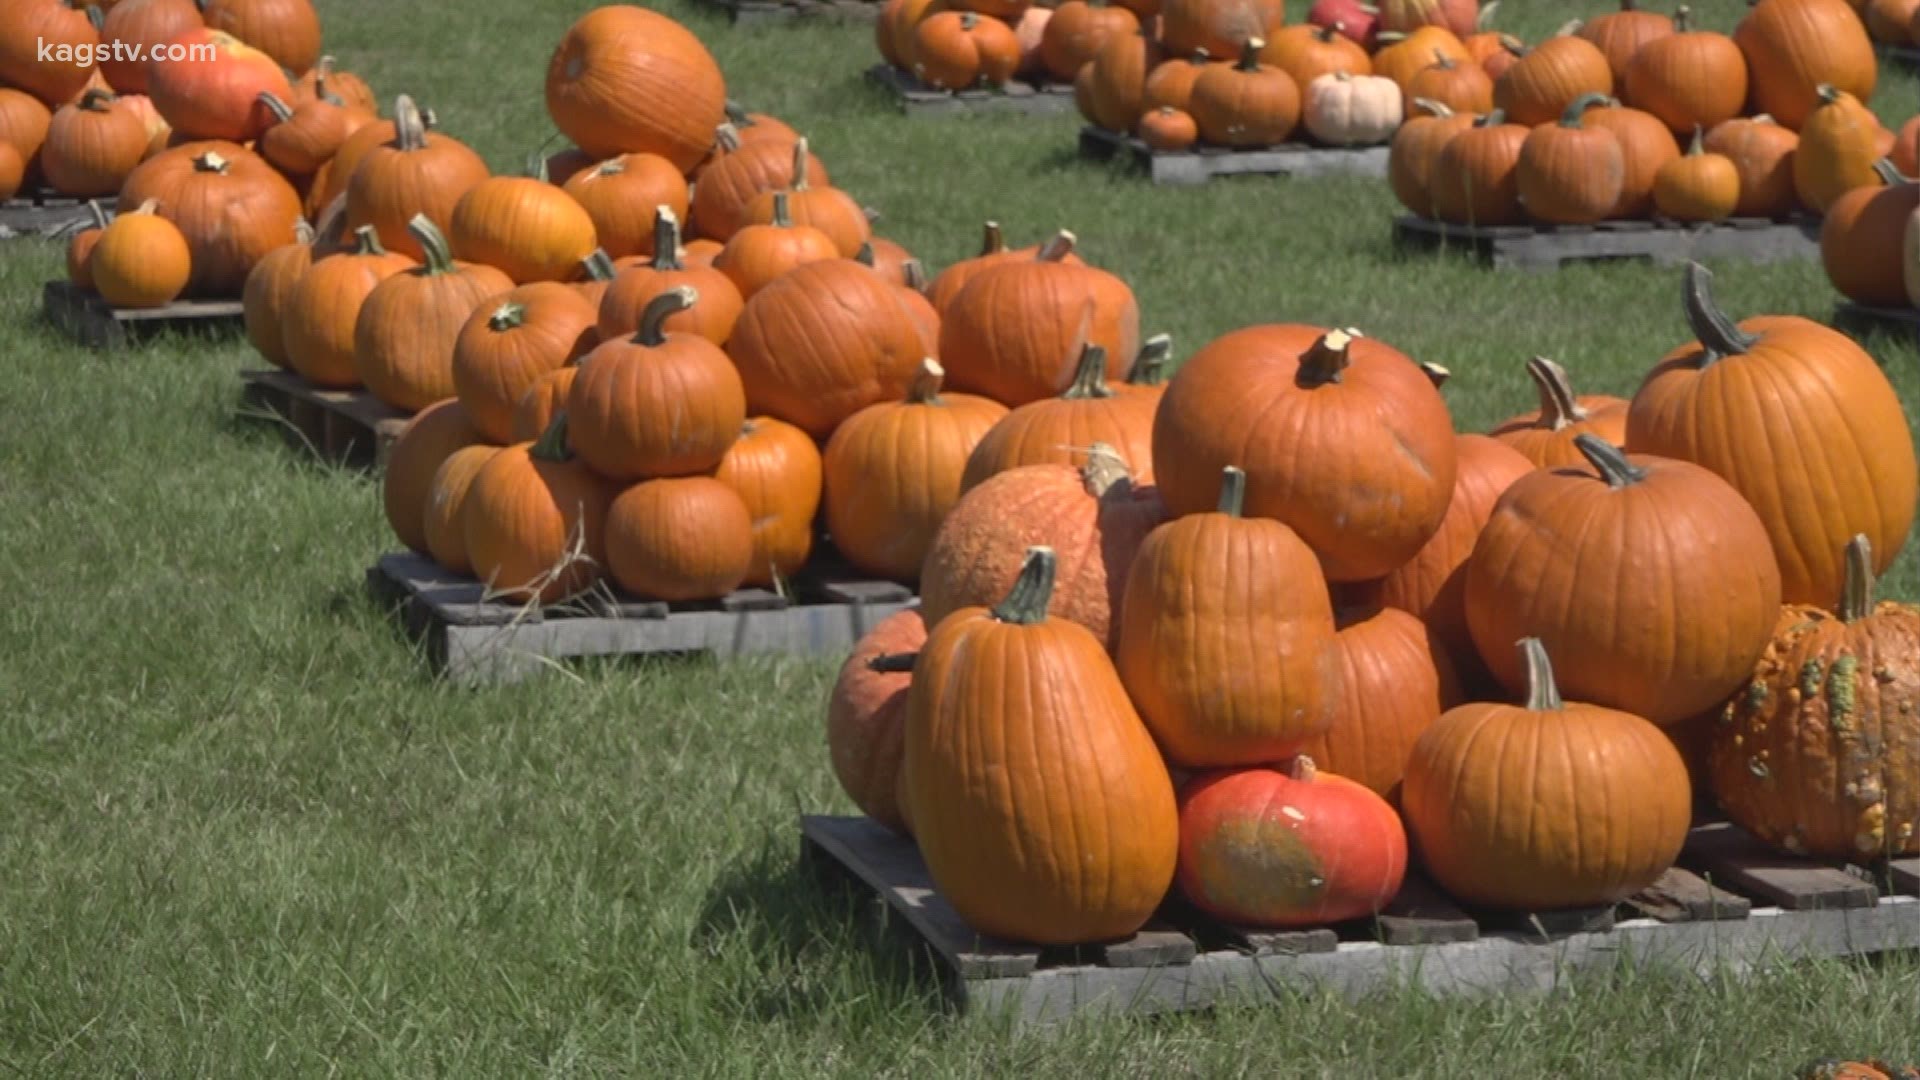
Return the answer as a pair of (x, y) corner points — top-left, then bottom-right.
(90, 198), (191, 309)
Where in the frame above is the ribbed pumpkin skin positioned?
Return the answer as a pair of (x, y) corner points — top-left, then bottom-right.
(423, 444), (502, 576)
(354, 230), (516, 413)
(1704, 115), (1799, 218)
(1152, 326), (1458, 582)
(1428, 116), (1529, 226)
(383, 399), (484, 556)
(1465, 444), (1783, 727)
(688, 134), (823, 245)
(562, 153), (687, 261)
(924, 226), (1083, 315)
(1794, 88), (1884, 213)
(258, 92), (374, 178)
(604, 477), (754, 601)
(462, 433), (617, 605)
(1622, 22), (1749, 137)
(282, 232), (415, 388)
(345, 100), (491, 262)
(543, 5), (727, 171)
(199, 0), (322, 76)
(1821, 179), (1920, 308)
(42, 92), (149, 197)
(1493, 36), (1613, 127)
(1489, 357), (1630, 468)
(716, 213), (839, 299)
(1577, 1), (1675, 82)
(1516, 100), (1625, 226)
(827, 609), (928, 836)
(147, 29), (290, 142)
(1734, 0), (1877, 130)
(118, 141), (302, 297)
(1296, 607), (1458, 803)
(1388, 104), (1476, 218)
(566, 310), (747, 482)
(454, 283), (599, 445)
(1159, 0), (1268, 58)
(99, 0), (205, 95)
(92, 211), (192, 309)
(714, 417), (823, 588)
(904, 567), (1179, 945)
(921, 456), (1167, 651)
(959, 357), (1158, 491)
(1626, 271), (1919, 606)
(1083, 29), (1158, 135)
(1402, 650), (1693, 910)
(3, 0), (101, 106)
(939, 251), (1141, 407)
(448, 177), (599, 285)
(510, 367), (579, 443)
(1188, 48), (1302, 148)
(1176, 763), (1408, 928)
(1584, 103), (1682, 219)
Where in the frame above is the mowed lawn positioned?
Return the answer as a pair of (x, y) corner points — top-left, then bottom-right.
(1, 0), (1918, 1073)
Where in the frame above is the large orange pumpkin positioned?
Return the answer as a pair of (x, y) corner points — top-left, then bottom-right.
(353, 215), (515, 413)
(959, 344), (1158, 491)
(98, 0), (202, 95)
(462, 414), (617, 606)
(198, 0), (320, 76)
(281, 225), (415, 388)
(117, 141), (302, 297)
(1584, 100), (1683, 219)
(1428, 108), (1530, 225)
(714, 417), (823, 588)
(1, 0), (100, 107)
(446, 167), (598, 285)
(1577, 0), (1674, 82)
(1735, 0), (1876, 130)
(1489, 355), (1629, 468)
(1821, 162), (1918, 307)
(40, 89), (148, 197)
(597, 207), (741, 346)
(422, 444), (502, 577)
(1492, 31), (1613, 126)
(383, 399), (485, 556)
(562, 152), (686, 262)
(453, 283), (599, 445)
(714, 191), (839, 299)
(1296, 606), (1458, 803)
(826, 609), (928, 836)
(1620, 8), (1748, 138)
(240, 221), (316, 368)
(1387, 99), (1477, 218)
(603, 477), (754, 602)
(544, 5), (727, 172)
(345, 95), (491, 261)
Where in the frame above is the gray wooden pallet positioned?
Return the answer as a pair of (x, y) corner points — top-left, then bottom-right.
(369, 550), (917, 685)
(801, 814), (1920, 1026)
(1833, 301), (1920, 345)
(1077, 125), (1391, 186)
(239, 368), (411, 473)
(697, 0), (880, 23)
(864, 65), (1076, 117)
(42, 280), (244, 350)
(1875, 43), (1920, 70)
(1, 191), (95, 237)
(1393, 214), (1821, 271)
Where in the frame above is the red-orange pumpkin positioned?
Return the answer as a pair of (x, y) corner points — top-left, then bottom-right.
(826, 609), (928, 835)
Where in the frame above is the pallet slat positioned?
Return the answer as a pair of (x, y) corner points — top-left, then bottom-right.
(239, 368), (411, 471)
(1682, 822), (1879, 911)
(1392, 214), (1821, 270)
(1884, 857), (1918, 897)
(1625, 866), (1754, 923)
(1078, 126), (1390, 185)
(1372, 873), (1481, 945)
(864, 65), (1075, 117)
(697, 0), (881, 23)
(43, 281), (244, 349)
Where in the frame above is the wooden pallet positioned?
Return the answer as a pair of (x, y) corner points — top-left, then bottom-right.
(1077, 125), (1391, 185)
(0, 190), (95, 237)
(238, 368), (411, 472)
(368, 550), (918, 684)
(1874, 42), (1920, 69)
(801, 814), (1920, 1025)
(697, 0), (881, 23)
(1833, 301), (1920, 344)
(1393, 215), (1822, 271)
(42, 280), (244, 349)
(864, 65), (1076, 117)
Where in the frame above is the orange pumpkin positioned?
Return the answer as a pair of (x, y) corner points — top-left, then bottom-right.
(462, 414), (617, 606)
(912, 11), (1022, 90)
(447, 165), (597, 285)
(454, 282), (599, 445)
(1081, 26), (1160, 134)
(1160, 0), (1268, 57)
(604, 476), (754, 602)
(1489, 355), (1629, 468)
(197, 0), (320, 76)
(346, 96), (491, 262)
(1583, 100), (1682, 219)
(281, 225), (415, 388)
(240, 219), (317, 367)
(959, 344), (1157, 490)
(1387, 98), (1476, 218)
(1493, 30), (1613, 127)
(1653, 127), (1741, 222)
(714, 416), (823, 588)
(1263, 24), (1371, 94)
(1577, 0), (1674, 82)
(738, 139), (870, 258)
(511, 366), (580, 444)
(41, 89), (148, 197)
(291, 55), (376, 114)
(544, 5), (727, 171)
(1621, 7), (1748, 137)
(1793, 84), (1884, 212)
(714, 191), (840, 299)
(90, 198), (190, 308)
(65, 199), (110, 289)
(354, 215), (516, 413)
(423, 444), (503, 576)
(1294, 605), (1457, 805)
(1516, 92), (1626, 225)
(383, 399), (485, 556)
(1144, 51), (1217, 113)
(826, 609), (928, 835)
(1704, 113), (1800, 218)
(1188, 38), (1301, 148)
(1822, 164), (1919, 308)
(687, 124), (823, 244)
(256, 89), (374, 178)
(561, 152), (686, 262)
(1735, 0), (1877, 131)
(117, 141), (301, 297)
(2, 0), (102, 107)
(1428, 108), (1529, 225)
(146, 28), (288, 142)
(597, 207), (742, 349)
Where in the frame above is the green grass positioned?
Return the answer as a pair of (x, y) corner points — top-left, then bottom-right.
(1, 0), (1917, 1073)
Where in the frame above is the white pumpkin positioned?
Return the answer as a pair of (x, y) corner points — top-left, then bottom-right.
(1303, 71), (1404, 147)
(1905, 205), (1920, 309)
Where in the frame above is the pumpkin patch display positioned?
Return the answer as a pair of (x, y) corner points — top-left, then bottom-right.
(281, 224), (414, 387)
(346, 96), (491, 262)
(118, 141), (302, 297)
(1620, 8), (1748, 138)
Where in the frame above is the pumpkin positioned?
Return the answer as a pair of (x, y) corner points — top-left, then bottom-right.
(862, 236), (917, 286)
(89, 198), (189, 309)
(197, 0), (319, 75)
(822, 359), (1008, 582)
(925, 220), (1083, 314)
(1468, 433), (1784, 725)
(877, 0), (940, 69)
(905, 546), (1179, 945)
(560, 152), (685, 262)
(1189, 38), (1301, 148)
(445, 163), (596, 286)
(827, 609), (928, 835)
(1117, 467), (1342, 766)
(1403, 637), (1693, 910)
(353, 215), (515, 413)
(1, 0), (99, 107)
(65, 199), (109, 289)
(1654, 127), (1741, 222)
(1262, 25), (1370, 96)
(714, 191), (840, 300)
(1153, 326), (1459, 582)
(422, 445), (502, 576)
(1302, 71), (1403, 147)
(281, 225), (414, 388)
(346, 96), (491, 262)
(1428, 108), (1529, 225)
(597, 208), (741, 349)
(1492, 30), (1613, 127)
(1143, 52), (1209, 116)
(603, 477), (754, 602)
(1871, 0), (1920, 41)
(511, 366), (580, 444)
(40, 89), (147, 197)
(1825, 166), (1919, 308)
(1584, 100), (1682, 219)
(923, 444), (1165, 650)
(1309, 0), (1381, 49)
(1371, 27), (1470, 94)
(714, 417), (822, 588)
(256, 90), (374, 179)
(1792, 84), (1883, 213)
(1619, 9), (1747, 140)
(1139, 106), (1200, 151)
(1713, 535), (1920, 859)
(1378, 0), (1478, 36)
(1490, 355), (1629, 467)
(0, 89), (53, 168)
(938, 231), (1141, 406)
(1041, 0), (1140, 84)
(462, 414), (617, 606)
(1388, 99), (1476, 217)
(383, 398), (484, 556)
(118, 141), (301, 297)
(1577, 0), (1674, 82)
(1627, 263), (1918, 606)
(566, 287), (746, 482)
(454, 283), (598, 445)
(1516, 92), (1625, 225)
(912, 12), (1022, 91)
(738, 139), (869, 259)
(1160, 0), (1268, 58)
(1082, 26), (1159, 134)
(291, 56), (376, 114)
(146, 28), (288, 142)
(240, 218), (316, 367)
(1893, 115), (1920, 177)
(1735, 0), (1877, 131)
(1176, 758), (1408, 927)
(727, 258), (926, 437)
(687, 124), (821, 245)
(1405, 50), (1493, 115)
(544, 5), (726, 171)
(97, 0), (200, 95)
(959, 344), (1158, 490)
(1704, 114), (1800, 218)
(1296, 607), (1459, 803)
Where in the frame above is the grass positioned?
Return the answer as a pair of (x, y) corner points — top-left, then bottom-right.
(0, 0), (1917, 1073)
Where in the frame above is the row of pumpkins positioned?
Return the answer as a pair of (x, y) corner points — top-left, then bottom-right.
(825, 261), (1920, 944)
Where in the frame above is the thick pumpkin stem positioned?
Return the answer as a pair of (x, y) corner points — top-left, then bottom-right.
(1238, 38), (1266, 71)
(1672, 4), (1691, 32)
(1841, 535), (1875, 622)
(349, 224), (386, 257)
(295, 219), (315, 245)
(867, 652), (918, 674)
(1037, 230), (1076, 262)
(636, 286), (697, 346)
(854, 243), (876, 268)
(1288, 755), (1319, 783)
(1421, 362), (1452, 389)
(1475, 108), (1508, 129)
(1815, 83), (1842, 107)
(1412, 97), (1454, 119)
(1063, 344), (1114, 400)
(393, 95), (428, 151)
(132, 198), (159, 216)
(1682, 262), (1758, 365)
(978, 220), (1005, 256)
(714, 124), (742, 154)
(960, 11), (979, 28)
(791, 137), (813, 191)
(769, 191), (794, 229)
(407, 214), (455, 275)
(1872, 158), (1912, 187)
(84, 199), (107, 229)
(489, 301), (528, 332)
(652, 207), (685, 270)
(1527, 356), (1590, 430)
(1519, 637), (1564, 711)
(990, 546), (1058, 626)
(1574, 433), (1646, 489)
(1298, 329), (1355, 387)
(258, 92), (293, 123)
(1217, 466), (1248, 517)
(193, 151), (230, 175)
(1082, 443), (1133, 498)
(531, 411), (572, 462)
(907, 358), (945, 404)
(1560, 92), (1610, 128)
(903, 259), (929, 292)
(1129, 333), (1172, 386)
(1687, 124), (1706, 156)
(579, 248), (615, 282)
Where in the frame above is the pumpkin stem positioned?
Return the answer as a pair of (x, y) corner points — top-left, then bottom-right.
(531, 411), (572, 462)
(1129, 333), (1172, 386)
(907, 358), (945, 404)
(979, 220), (1006, 256)
(791, 137), (812, 191)
(1412, 97), (1454, 119)
(1681, 261), (1757, 365)
(1288, 755), (1319, 783)
(724, 100), (751, 127)
(1560, 92), (1609, 128)
(1574, 433), (1645, 489)
(769, 190), (794, 229)
(867, 652), (918, 674)
(1478, 0), (1500, 26)
(1063, 344), (1114, 400)
(1430, 48), (1453, 68)
(313, 55), (336, 98)
(192, 150), (230, 174)
(1475, 108), (1508, 128)
(989, 546), (1058, 626)
(651, 207), (685, 270)
(1238, 38), (1266, 71)
(526, 152), (551, 182)
(1872, 157), (1912, 187)
(78, 88), (116, 111)
(959, 11), (979, 28)
(1420, 361), (1451, 389)
(1297, 329), (1355, 387)
(1526, 356), (1590, 430)
(84, 199), (108, 230)
(349, 224), (386, 257)
(295, 218), (315, 245)
(489, 301), (527, 332)
(636, 287), (697, 346)
(903, 259), (929, 292)
(854, 243), (876, 268)
(1316, 24), (1338, 43)
(1037, 230), (1076, 262)
(1519, 638), (1563, 711)
(393, 95), (428, 151)
(132, 197), (160, 216)
(1687, 123), (1705, 156)
(1815, 83), (1842, 106)
(1672, 4), (1691, 31)
(257, 92), (293, 123)
(1840, 535), (1875, 622)
(579, 248), (615, 282)
(407, 214), (455, 275)
(713, 124), (742, 154)
(1081, 443), (1133, 498)
(1216, 466), (1248, 517)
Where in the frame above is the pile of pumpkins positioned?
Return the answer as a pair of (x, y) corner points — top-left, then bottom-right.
(826, 261), (1920, 945)
(1390, 0), (1888, 227)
